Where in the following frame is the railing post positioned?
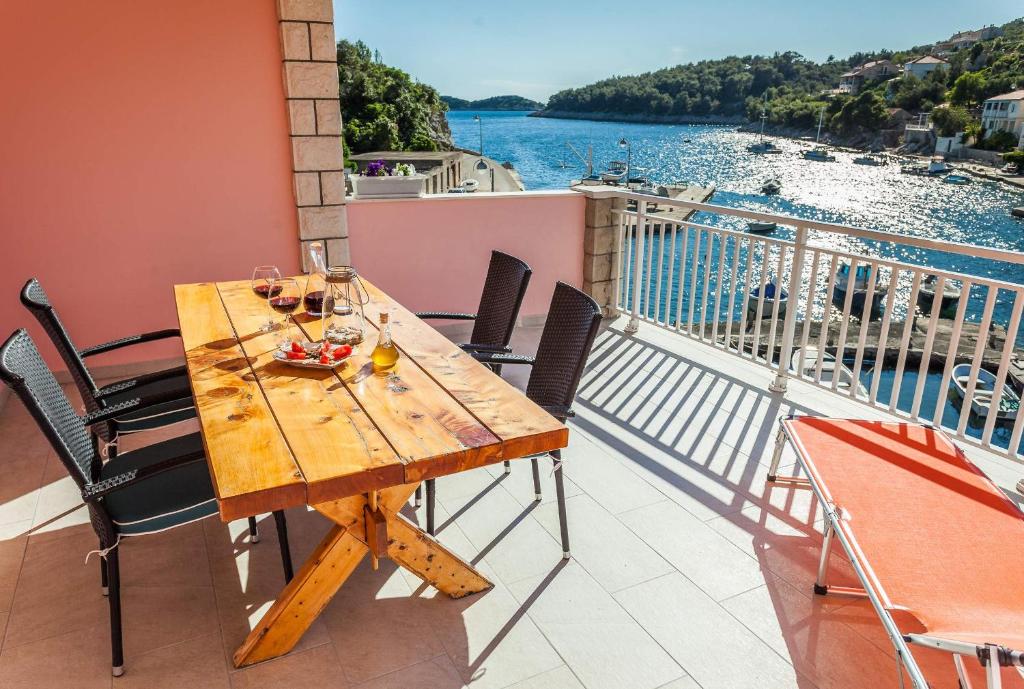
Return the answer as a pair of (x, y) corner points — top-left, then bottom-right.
(770, 224), (807, 393)
(625, 199), (647, 334)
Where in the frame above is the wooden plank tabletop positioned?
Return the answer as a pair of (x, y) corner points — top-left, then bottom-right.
(175, 277), (568, 520)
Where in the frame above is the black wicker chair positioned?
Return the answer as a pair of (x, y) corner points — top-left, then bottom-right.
(423, 282), (602, 558)
(0, 329), (294, 677)
(20, 278), (195, 458)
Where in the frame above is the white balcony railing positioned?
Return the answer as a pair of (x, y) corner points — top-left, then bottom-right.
(611, 191), (1024, 461)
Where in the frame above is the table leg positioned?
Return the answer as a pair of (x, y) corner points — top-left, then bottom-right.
(232, 482), (492, 668)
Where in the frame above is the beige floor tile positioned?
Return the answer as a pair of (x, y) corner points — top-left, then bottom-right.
(614, 573), (806, 689)
(0, 623), (112, 689)
(508, 562), (684, 689)
(230, 644), (348, 689)
(503, 666), (585, 689)
(533, 494), (672, 593)
(120, 633), (230, 689)
(550, 432), (664, 515)
(348, 654), (465, 689)
(617, 500), (767, 601)
(426, 578), (562, 689)
(482, 455), (584, 508)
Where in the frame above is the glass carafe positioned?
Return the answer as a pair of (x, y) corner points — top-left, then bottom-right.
(323, 266), (369, 345)
(302, 242), (331, 317)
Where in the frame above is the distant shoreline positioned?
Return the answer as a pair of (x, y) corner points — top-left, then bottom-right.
(529, 110), (747, 126)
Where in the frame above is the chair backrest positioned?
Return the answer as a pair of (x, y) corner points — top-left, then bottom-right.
(470, 251), (532, 348)
(20, 278), (101, 412)
(0, 329), (97, 488)
(526, 282), (602, 414)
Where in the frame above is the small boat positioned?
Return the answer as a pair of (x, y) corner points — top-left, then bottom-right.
(901, 163), (928, 175)
(600, 160), (628, 183)
(832, 262), (887, 320)
(950, 364), (1020, 420)
(790, 346), (868, 397)
(761, 179), (781, 195)
(746, 221), (778, 233)
(802, 107), (835, 162)
(460, 178), (479, 192)
(943, 174), (970, 185)
(747, 281), (787, 318)
(748, 93), (782, 154)
(927, 157), (952, 175)
(853, 154), (884, 166)
(1013, 207), (1024, 219)
(916, 275), (962, 318)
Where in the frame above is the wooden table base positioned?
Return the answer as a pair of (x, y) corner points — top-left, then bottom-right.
(232, 483), (493, 668)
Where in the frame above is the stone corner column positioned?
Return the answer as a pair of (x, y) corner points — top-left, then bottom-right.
(575, 187), (625, 319)
(277, 0), (349, 269)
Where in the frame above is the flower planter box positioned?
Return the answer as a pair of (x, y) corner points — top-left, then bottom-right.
(352, 174), (426, 199)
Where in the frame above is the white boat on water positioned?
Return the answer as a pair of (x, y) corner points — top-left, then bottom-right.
(853, 154), (885, 166)
(802, 107), (835, 162)
(944, 174), (970, 185)
(951, 364), (1020, 421)
(790, 346), (868, 397)
(748, 93), (782, 154)
(600, 160), (628, 183)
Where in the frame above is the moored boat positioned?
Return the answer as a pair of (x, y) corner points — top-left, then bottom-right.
(747, 281), (787, 318)
(853, 154), (884, 166)
(790, 346), (868, 397)
(748, 93), (782, 154)
(950, 364), (1020, 421)
(802, 107), (835, 162)
(746, 221), (778, 233)
(832, 262), (886, 319)
(916, 275), (962, 318)
(761, 179), (781, 195)
(943, 174), (970, 185)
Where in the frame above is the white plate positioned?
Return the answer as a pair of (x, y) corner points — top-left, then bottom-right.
(272, 341), (351, 369)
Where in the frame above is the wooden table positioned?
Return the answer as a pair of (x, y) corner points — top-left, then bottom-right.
(174, 278), (567, 667)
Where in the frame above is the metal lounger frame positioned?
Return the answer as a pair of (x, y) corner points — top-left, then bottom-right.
(767, 415), (1024, 689)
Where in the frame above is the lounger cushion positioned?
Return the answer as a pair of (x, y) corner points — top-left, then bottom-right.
(100, 433), (217, 536)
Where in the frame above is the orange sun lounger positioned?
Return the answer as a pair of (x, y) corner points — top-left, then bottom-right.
(768, 416), (1024, 689)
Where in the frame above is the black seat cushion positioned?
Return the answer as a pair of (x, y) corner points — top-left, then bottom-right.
(102, 370), (195, 434)
(99, 433), (216, 536)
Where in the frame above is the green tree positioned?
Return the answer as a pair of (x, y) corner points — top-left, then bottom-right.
(949, 72), (987, 107)
(930, 106), (973, 137)
(830, 91), (887, 135)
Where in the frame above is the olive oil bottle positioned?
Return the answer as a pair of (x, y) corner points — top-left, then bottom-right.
(371, 312), (399, 372)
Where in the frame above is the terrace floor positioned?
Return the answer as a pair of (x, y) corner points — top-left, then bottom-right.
(0, 317), (1022, 689)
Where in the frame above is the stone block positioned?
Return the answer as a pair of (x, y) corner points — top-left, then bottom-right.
(283, 62), (338, 99)
(320, 171), (346, 204)
(287, 100), (316, 136)
(325, 237), (350, 267)
(583, 252), (613, 283)
(585, 197), (616, 228)
(298, 205), (347, 240)
(584, 224), (618, 255)
(315, 99), (342, 135)
(293, 172), (320, 206)
(292, 136), (344, 171)
(309, 23), (336, 62)
(582, 279), (617, 316)
(279, 22), (310, 60)
(278, 0), (332, 22)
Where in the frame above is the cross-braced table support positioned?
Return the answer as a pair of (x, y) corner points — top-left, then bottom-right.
(232, 482), (492, 667)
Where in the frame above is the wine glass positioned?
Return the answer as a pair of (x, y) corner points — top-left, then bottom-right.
(268, 278), (301, 345)
(251, 265), (281, 332)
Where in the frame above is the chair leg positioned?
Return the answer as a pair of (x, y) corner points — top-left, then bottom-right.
(426, 480), (436, 536)
(248, 516), (260, 543)
(273, 510), (293, 583)
(531, 457), (542, 501)
(503, 460), (511, 475)
(414, 484), (422, 507)
(552, 450), (570, 559)
(100, 554), (109, 596)
(107, 549), (124, 676)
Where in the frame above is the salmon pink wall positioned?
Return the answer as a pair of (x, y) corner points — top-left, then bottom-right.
(347, 192), (585, 319)
(0, 1), (300, 369)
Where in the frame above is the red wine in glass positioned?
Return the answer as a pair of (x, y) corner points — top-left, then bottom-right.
(254, 284), (282, 298)
(304, 290), (335, 316)
(269, 296), (301, 314)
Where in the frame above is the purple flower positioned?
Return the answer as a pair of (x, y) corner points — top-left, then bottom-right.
(364, 159), (391, 177)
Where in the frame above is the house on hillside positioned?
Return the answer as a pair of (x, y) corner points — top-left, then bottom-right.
(838, 60), (897, 95)
(934, 25), (1002, 55)
(903, 55), (949, 80)
(981, 90), (1024, 142)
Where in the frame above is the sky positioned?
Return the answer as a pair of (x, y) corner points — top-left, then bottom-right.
(334, 1), (1022, 102)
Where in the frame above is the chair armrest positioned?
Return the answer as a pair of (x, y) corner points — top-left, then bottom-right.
(95, 365), (188, 399)
(460, 343), (513, 354)
(472, 352), (535, 366)
(540, 405), (575, 422)
(82, 452), (206, 501)
(82, 399), (144, 426)
(79, 329), (181, 358)
(414, 312), (477, 321)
